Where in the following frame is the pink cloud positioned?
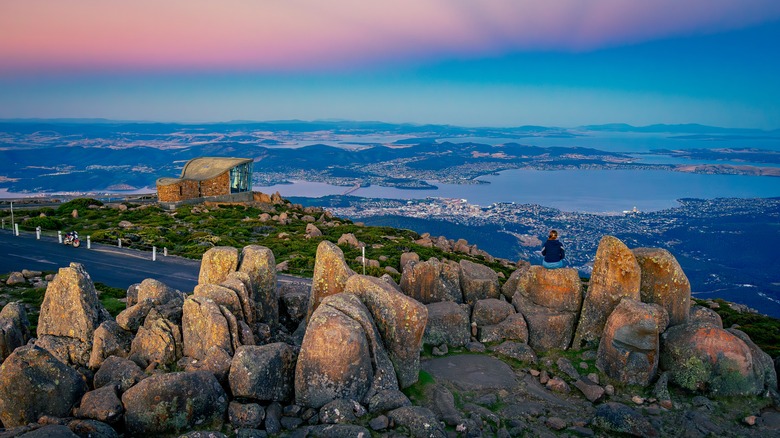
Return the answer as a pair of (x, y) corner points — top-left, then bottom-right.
(1, 0), (779, 73)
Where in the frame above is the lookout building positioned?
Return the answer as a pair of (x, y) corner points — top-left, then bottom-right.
(156, 157), (254, 206)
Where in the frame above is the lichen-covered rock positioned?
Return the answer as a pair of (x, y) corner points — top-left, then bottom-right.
(423, 301), (470, 348)
(660, 322), (766, 396)
(229, 343), (296, 402)
(387, 406), (447, 438)
(399, 258), (462, 304)
(67, 419), (119, 438)
(344, 275), (428, 388)
(128, 318), (182, 368)
(307, 241), (355, 321)
(596, 298), (667, 386)
(337, 233), (361, 248)
(472, 298), (514, 327)
(592, 402), (658, 437)
(727, 328), (778, 393)
(228, 401), (265, 429)
(93, 355), (146, 392)
(305, 223), (323, 238)
(490, 341), (537, 364)
(0, 345), (88, 427)
(115, 299), (153, 332)
(501, 263), (531, 300)
(573, 236), (641, 349)
(194, 283), (245, 323)
(400, 252), (420, 271)
(199, 246), (239, 285)
(459, 260), (500, 305)
(36, 263), (110, 367)
(5, 271), (26, 286)
(122, 371), (227, 436)
(182, 297), (234, 360)
(74, 385), (124, 424)
(279, 282), (309, 331)
(295, 293), (398, 409)
(183, 345), (233, 383)
(479, 313), (529, 344)
(689, 305), (723, 328)
(632, 247), (690, 327)
(0, 302), (30, 362)
(136, 278), (181, 305)
(238, 245), (278, 326)
(223, 272), (256, 325)
(512, 266), (582, 350)
(88, 319), (133, 369)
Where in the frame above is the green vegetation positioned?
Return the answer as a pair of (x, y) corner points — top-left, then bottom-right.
(402, 369), (436, 405)
(94, 282), (127, 317)
(1, 198), (515, 281)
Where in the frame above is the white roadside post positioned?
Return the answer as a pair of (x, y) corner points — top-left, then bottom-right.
(118, 238), (122, 248)
(36, 226), (41, 240)
(14, 223), (19, 236)
(362, 246), (366, 275)
(152, 246), (157, 261)
(87, 235), (91, 249)
(58, 230), (62, 243)
(164, 247), (168, 257)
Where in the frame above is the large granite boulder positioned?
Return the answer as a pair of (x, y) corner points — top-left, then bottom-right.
(88, 319), (133, 369)
(0, 345), (88, 427)
(115, 299), (154, 332)
(238, 245), (278, 325)
(573, 236), (641, 349)
(35, 263), (111, 367)
(194, 283), (245, 324)
(423, 301), (471, 348)
(0, 302), (30, 362)
(632, 247), (690, 327)
(93, 355), (146, 392)
(295, 293), (398, 409)
(128, 318), (183, 368)
(511, 266), (582, 350)
(459, 260), (500, 305)
(479, 313), (529, 344)
(472, 298), (515, 327)
(307, 241), (355, 321)
(660, 322), (769, 396)
(727, 328), (778, 393)
(400, 252), (420, 271)
(122, 371), (227, 436)
(399, 258), (462, 304)
(182, 297), (235, 360)
(223, 272), (256, 325)
(344, 275), (428, 388)
(198, 246), (239, 285)
(596, 298), (668, 386)
(75, 385), (124, 424)
(136, 278), (181, 305)
(501, 263), (531, 300)
(229, 343), (297, 402)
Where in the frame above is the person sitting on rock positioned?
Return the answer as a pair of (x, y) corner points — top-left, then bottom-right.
(541, 229), (565, 269)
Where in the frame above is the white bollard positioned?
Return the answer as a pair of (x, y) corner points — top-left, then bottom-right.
(14, 223), (19, 236)
(58, 230), (62, 243)
(362, 246), (366, 275)
(87, 235), (91, 249)
(1, 219), (4, 229)
(152, 246), (157, 261)
(36, 226), (41, 240)
(118, 238), (122, 248)
(164, 247), (168, 257)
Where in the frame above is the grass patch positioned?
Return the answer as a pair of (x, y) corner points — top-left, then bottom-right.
(402, 369), (436, 405)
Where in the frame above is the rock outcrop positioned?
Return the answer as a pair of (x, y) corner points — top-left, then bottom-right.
(198, 246), (239, 285)
(423, 301), (471, 348)
(511, 266), (582, 350)
(400, 258), (462, 304)
(632, 247), (690, 327)
(573, 235), (641, 349)
(596, 298), (668, 386)
(0, 345), (88, 427)
(459, 260), (500, 305)
(238, 245), (278, 326)
(307, 241), (355, 321)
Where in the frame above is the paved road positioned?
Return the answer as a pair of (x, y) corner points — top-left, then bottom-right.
(0, 230), (309, 292)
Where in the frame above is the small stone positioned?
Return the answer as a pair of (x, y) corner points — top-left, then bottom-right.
(660, 400), (673, 410)
(632, 395), (644, 405)
(744, 415), (757, 426)
(545, 417), (566, 430)
(587, 373), (599, 385)
(369, 415), (389, 431)
(539, 370), (549, 385)
(529, 369), (540, 377)
(579, 362), (589, 369)
(604, 385), (615, 396)
(465, 341), (486, 353)
(546, 377), (570, 393)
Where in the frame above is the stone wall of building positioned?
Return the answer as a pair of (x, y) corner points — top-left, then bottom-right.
(157, 180), (200, 203)
(200, 172), (230, 197)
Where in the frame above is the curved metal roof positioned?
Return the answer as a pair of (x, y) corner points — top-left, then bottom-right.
(179, 157), (253, 181)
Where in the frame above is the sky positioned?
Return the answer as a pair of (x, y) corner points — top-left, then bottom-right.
(1, 0), (780, 129)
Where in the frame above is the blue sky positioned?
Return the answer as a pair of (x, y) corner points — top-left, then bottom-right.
(1, 1), (779, 129)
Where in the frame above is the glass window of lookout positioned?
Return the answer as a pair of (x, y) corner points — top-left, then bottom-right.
(230, 162), (252, 193)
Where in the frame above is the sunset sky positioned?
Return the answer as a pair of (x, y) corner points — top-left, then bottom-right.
(1, 0), (779, 128)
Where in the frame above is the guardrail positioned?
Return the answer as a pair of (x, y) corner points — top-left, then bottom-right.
(1, 220), (169, 262)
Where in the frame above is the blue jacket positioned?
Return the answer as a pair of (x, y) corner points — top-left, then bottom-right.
(542, 239), (565, 263)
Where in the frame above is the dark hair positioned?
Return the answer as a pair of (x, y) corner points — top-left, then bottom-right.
(549, 230), (558, 239)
